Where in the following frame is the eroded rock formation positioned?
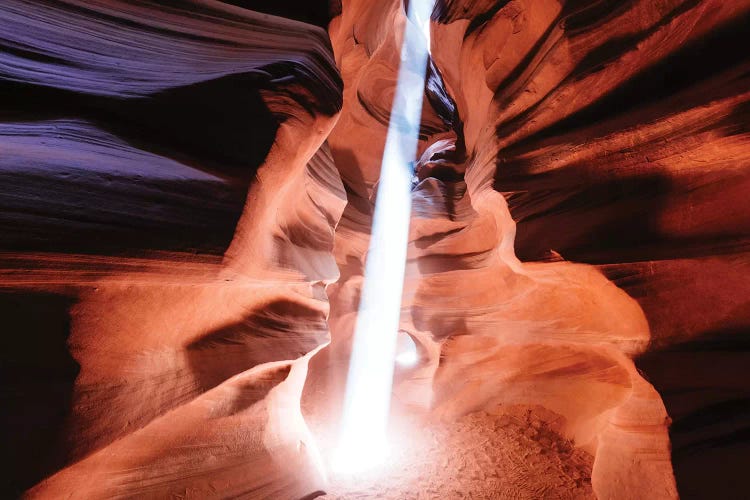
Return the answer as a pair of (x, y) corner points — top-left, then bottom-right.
(1, 0), (748, 498)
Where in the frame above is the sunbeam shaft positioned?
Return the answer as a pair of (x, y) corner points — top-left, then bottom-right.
(333, 0), (435, 474)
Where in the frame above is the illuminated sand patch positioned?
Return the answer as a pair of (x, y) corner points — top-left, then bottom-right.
(319, 406), (593, 499)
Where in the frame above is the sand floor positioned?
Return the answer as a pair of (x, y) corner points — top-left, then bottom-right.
(316, 406), (594, 499)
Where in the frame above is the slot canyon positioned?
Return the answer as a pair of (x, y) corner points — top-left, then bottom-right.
(1, 0), (749, 498)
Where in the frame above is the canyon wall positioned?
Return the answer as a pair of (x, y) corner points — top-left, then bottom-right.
(1, 1), (343, 497)
(1, 0), (748, 498)
(314, 0), (749, 497)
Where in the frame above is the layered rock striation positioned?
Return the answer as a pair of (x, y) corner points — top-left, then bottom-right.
(1, 0), (748, 498)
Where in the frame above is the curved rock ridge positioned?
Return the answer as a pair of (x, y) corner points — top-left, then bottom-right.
(0, 1), (346, 498)
(0, 119), (246, 254)
(403, 173), (670, 498)
(0, 0), (343, 257)
(6, 156), (343, 498)
(0, 0), (341, 109)
(426, 1), (750, 496)
(311, 0), (748, 498)
(8, 142), (345, 499)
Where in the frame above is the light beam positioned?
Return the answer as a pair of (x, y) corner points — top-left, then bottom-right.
(332, 0), (435, 475)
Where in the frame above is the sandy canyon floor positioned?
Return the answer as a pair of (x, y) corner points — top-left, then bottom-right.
(314, 405), (594, 499)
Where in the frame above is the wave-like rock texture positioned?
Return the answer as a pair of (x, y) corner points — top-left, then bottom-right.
(2, 0), (749, 498)
(0, 1), (344, 498)
(430, 1), (750, 497)
(306, 0), (749, 499)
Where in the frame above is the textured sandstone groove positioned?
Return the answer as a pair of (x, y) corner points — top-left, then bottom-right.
(1, 0), (749, 498)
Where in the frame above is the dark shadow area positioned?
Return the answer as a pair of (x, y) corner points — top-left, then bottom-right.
(431, 0), (512, 32)
(224, 0), (333, 29)
(559, 0), (636, 33)
(497, 168), (672, 263)
(0, 172), (246, 256)
(0, 73), (280, 255)
(187, 300), (328, 393)
(497, 102), (750, 264)
(425, 58), (460, 132)
(299, 490), (327, 500)
(502, 9), (750, 147)
(637, 331), (750, 500)
(0, 291), (79, 498)
(0, 73), (279, 181)
(100, 73), (279, 179)
(417, 161), (466, 183)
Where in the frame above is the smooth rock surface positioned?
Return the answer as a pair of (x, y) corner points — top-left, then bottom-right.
(1, 0), (748, 498)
